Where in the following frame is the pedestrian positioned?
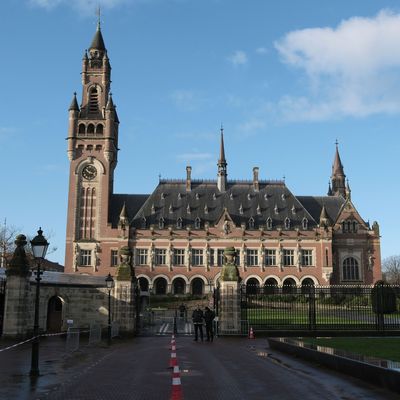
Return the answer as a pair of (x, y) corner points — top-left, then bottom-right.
(192, 305), (204, 342)
(204, 306), (215, 342)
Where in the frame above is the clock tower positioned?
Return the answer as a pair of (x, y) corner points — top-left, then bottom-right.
(65, 22), (119, 273)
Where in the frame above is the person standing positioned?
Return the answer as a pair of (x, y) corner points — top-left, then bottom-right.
(204, 306), (215, 342)
(192, 305), (204, 342)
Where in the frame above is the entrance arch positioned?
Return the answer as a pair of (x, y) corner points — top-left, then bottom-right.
(246, 278), (260, 295)
(138, 277), (149, 291)
(154, 278), (167, 295)
(173, 278), (186, 295)
(47, 296), (63, 332)
(282, 278), (297, 294)
(191, 278), (204, 295)
(264, 278), (278, 294)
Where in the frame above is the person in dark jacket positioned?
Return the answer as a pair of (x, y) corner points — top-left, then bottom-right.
(204, 306), (215, 342)
(192, 305), (204, 341)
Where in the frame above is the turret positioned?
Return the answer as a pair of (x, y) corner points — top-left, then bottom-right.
(217, 126), (227, 192)
(331, 141), (346, 197)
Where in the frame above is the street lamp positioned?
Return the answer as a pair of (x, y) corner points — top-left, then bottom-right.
(105, 273), (114, 346)
(30, 228), (49, 377)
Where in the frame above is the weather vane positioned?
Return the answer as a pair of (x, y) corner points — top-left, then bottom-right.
(96, 5), (101, 29)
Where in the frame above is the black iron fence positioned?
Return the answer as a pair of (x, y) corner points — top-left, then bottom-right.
(241, 284), (400, 336)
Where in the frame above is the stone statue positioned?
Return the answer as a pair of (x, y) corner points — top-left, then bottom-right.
(220, 247), (240, 282)
(223, 220), (231, 235)
(6, 234), (31, 277)
(116, 246), (133, 281)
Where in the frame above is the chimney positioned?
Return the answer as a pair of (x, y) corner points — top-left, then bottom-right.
(186, 166), (192, 192)
(253, 167), (259, 192)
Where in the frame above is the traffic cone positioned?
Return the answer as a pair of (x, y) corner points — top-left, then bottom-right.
(169, 351), (178, 368)
(170, 365), (183, 400)
(248, 327), (255, 339)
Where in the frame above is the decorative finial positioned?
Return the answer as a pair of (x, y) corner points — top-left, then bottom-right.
(335, 138), (339, 147)
(158, 173), (161, 181)
(220, 123), (224, 134)
(96, 5), (101, 30)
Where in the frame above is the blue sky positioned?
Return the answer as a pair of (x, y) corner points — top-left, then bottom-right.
(1, 0), (400, 265)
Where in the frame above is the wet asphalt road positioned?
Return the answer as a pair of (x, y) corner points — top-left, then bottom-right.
(0, 336), (398, 400)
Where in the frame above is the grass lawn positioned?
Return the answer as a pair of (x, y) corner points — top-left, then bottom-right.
(302, 337), (400, 362)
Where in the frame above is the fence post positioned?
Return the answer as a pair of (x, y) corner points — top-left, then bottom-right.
(308, 285), (317, 332)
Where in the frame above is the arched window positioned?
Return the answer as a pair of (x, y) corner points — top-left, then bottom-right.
(138, 277), (149, 291)
(282, 278), (296, 294)
(176, 217), (183, 229)
(246, 278), (260, 295)
(78, 123), (86, 134)
(89, 87), (99, 114)
(342, 257), (360, 281)
(173, 278), (186, 295)
(284, 217), (291, 230)
(154, 278), (167, 295)
(159, 217), (165, 229)
(248, 217), (255, 229)
(191, 278), (203, 295)
(96, 124), (103, 134)
(266, 217), (273, 230)
(195, 217), (201, 229)
(87, 124), (95, 135)
(264, 278), (278, 294)
(302, 218), (308, 230)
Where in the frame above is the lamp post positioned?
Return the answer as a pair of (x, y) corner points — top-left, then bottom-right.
(105, 273), (114, 346)
(30, 228), (49, 377)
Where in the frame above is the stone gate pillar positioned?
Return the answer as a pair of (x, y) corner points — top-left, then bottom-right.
(2, 235), (32, 338)
(113, 246), (136, 335)
(218, 247), (241, 334)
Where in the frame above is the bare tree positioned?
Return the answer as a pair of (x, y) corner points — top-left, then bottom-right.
(382, 255), (400, 285)
(0, 219), (20, 268)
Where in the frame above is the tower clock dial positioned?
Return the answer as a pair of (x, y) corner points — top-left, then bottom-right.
(82, 165), (97, 180)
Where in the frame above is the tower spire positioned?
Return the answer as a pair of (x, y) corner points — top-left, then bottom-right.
(217, 125), (227, 192)
(330, 140), (346, 197)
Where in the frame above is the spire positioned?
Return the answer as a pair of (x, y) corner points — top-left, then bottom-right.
(217, 125), (228, 192)
(106, 93), (115, 110)
(69, 92), (79, 111)
(330, 140), (346, 197)
(89, 9), (106, 52)
(327, 181), (333, 196)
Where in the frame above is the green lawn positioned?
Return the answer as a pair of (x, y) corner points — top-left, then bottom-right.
(302, 337), (400, 362)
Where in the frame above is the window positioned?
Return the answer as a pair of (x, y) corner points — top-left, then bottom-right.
(87, 123), (95, 134)
(266, 217), (273, 230)
(325, 248), (329, 266)
(191, 249), (204, 266)
(195, 217), (201, 229)
(342, 220), (358, 233)
(80, 250), (92, 266)
(137, 249), (148, 265)
(155, 249), (166, 265)
(301, 250), (313, 266)
(96, 124), (103, 134)
(283, 249), (294, 266)
(78, 124), (85, 134)
(159, 218), (165, 229)
(265, 249), (276, 266)
(111, 250), (118, 267)
(246, 249), (258, 266)
(284, 217), (291, 230)
(89, 87), (99, 114)
(217, 249), (225, 267)
(173, 249), (185, 266)
(235, 250), (240, 266)
(302, 218), (308, 230)
(176, 218), (183, 229)
(342, 257), (360, 281)
(248, 217), (255, 229)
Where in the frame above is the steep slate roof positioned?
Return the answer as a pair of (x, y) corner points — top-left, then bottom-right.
(296, 196), (346, 224)
(109, 194), (149, 227)
(90, 26), (106, 51)
(131, 179), (318, 229)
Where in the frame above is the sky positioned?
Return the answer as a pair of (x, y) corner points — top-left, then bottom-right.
(1, 0), (400, 265)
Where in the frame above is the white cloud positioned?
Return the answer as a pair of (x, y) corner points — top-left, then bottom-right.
(256, 47), (268, 55)
(228, 50), (248, 66)
(238, 118), (266, 134)
(274, 10), (400, 120)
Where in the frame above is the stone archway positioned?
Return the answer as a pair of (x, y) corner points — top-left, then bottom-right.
(264, 278), (279, 294)
(138, 277), (149, 291)
(173, 278), (186, 295)
(246, 278), (260, 295)
(282, 278), (297, 294)
(46, 296), (63, 333)
(154, 277), (168, 295)
(191, 278), (204, 295)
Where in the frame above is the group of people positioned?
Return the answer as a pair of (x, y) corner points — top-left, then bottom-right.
(191, 305), (216, 342)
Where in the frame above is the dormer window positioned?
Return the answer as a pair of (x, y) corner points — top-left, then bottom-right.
(248, 217), (255, 229)
(266, 217), (273, 230)
(247, 193), (251, 200)
(195, 193), (200, 200)
(256, 204), (261, 215)
(274, 204), (279, 215)
(161, 192), (165, 200)
(195, 217), (201, 229)
(169, 204), (173, 214)
(281, 193), (286, 201)
(176, 217), (183, 229)
(284, 217), (291, 230)
(213, 193), (217, 200)
(204, 205), (208, 214)
(230, 193), (234, 200)
(187, 205), (191, 214)
(239, 204), (243, 215)
(178, 193), (182, 200)
(264, 193), (268, 200)
(159, 217), (165, 229)
(151, 204), (155, 214)
(291, 205), (296, 215)
(141, 217), (147, 229)
(302, 218), (308, 230)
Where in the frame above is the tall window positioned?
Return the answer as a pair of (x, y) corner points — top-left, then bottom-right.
(191, 249), (204, 266)
(283, 249), (294, 266)
(88, 87), (99, 114)
(80, 250), (92, 266)
(195, 217), (201, 229)
(301, 250), (313, 266)
(246, 249), (258, 266)
(159, 218), (165, 229)
(248, 217), (255, 229)
(265, 249), (276, 266)
(79, 187), (96, 240)
(266, 217), (273, 230)
(176, 218), (183, 229)
(111, 250), (118, 267)
(173, 249), (185, 266)
(137, 249), (148, 265)
(302, 218), (308, 230)
(284, 218), (291, 230)
(342, 257), (360, 281)
(155, 249), (166, 265)
(325, 248), (329, 266)
(217, 249), (225, 267)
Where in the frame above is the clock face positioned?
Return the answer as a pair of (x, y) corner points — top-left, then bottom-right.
(82, 165), (97, 180)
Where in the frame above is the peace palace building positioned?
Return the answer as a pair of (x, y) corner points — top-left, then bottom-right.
(64, 24), (382, 295)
